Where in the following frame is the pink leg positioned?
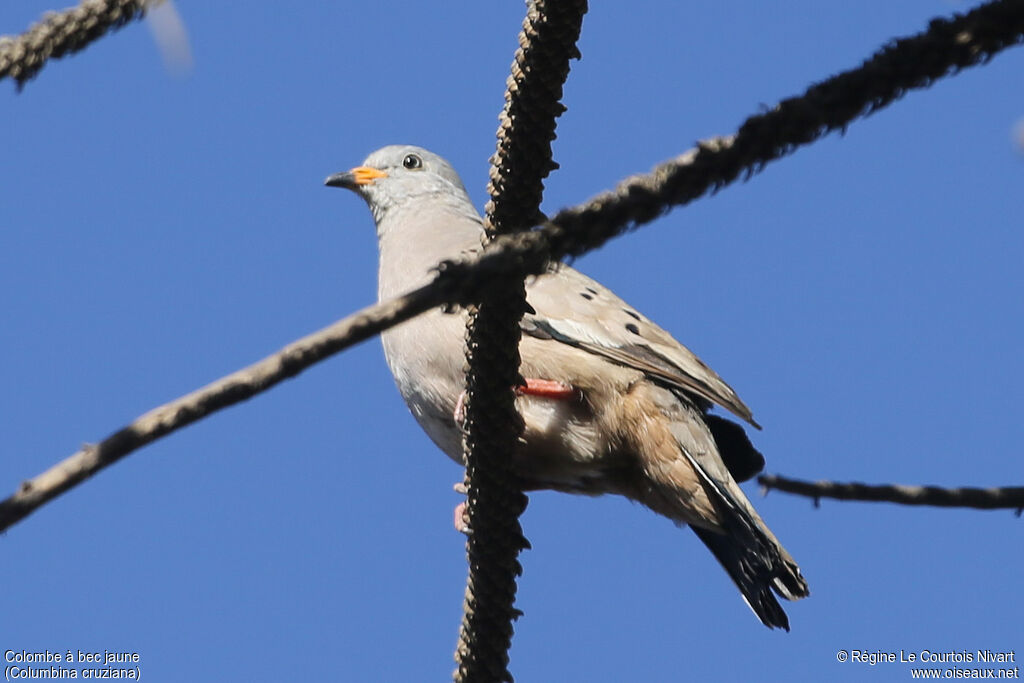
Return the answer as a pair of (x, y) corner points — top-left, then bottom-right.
(450, 379), (577, 533)
(517, 378), (582, 401)
(455, 379), (580, 427)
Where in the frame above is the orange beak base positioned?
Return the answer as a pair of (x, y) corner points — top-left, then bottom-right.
(324, 166), (388, 190)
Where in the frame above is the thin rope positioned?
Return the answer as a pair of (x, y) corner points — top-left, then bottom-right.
(0, 0), (152, 88)
(759, 474), (1024, 513)
(454, 1), (587, 681)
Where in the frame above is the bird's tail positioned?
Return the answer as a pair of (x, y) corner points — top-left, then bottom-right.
(691, 524), (807, 630)
(680, 439), (809, 630)
(627, 384), (808, 628)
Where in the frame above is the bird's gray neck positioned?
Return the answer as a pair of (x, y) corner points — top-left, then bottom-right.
(376, 199), (485, 303)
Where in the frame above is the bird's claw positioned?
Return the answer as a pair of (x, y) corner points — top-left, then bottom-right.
(453, 501), (472, 535)
(453, 391), (467, 429)
(453, 478), (471, 534)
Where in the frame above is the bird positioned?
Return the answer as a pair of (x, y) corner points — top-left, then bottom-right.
(325, 144), (809, 630)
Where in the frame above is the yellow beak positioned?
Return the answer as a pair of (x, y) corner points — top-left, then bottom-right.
(324, 166), (388, 189)
(348, 166), (388, 185)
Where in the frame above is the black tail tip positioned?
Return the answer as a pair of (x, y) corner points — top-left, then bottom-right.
(743, 590), (791, 631)
(692, 527), (809, 631)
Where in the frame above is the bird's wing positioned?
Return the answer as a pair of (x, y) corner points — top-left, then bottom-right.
(522, 263), (759, 428)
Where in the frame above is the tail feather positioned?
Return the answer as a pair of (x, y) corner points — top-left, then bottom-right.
(691, 526), (804, 630)
(625, 384), (808, 628)
(677, 430), (809, 630)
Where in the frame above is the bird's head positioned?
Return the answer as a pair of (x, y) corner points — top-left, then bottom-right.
(325, 145), (473, 225)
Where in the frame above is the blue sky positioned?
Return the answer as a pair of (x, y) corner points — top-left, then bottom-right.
(2, 2), (1022, 681)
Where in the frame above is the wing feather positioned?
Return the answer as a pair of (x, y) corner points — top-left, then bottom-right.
(523, 264), (759, 428)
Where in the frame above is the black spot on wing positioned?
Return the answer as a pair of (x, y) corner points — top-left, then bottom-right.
(625, 323), (640, 335)
(580, 292), (594, 300)
(622, 309), (641, 321)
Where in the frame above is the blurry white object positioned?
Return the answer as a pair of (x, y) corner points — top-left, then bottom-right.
(145, 0), (192, 77)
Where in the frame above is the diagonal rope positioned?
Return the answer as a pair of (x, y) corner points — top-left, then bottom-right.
(0, 0), (153, 88)
(540, 0), (1024, 261)
(0, 283), (448, 533)
(435, 0), (1024, 293)
(758, 474), (1024, 513)
(454, 1), (587, 681)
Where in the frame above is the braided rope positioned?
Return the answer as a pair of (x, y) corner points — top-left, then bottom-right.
(759, 474), (1024, 513)
(0, 0), (151, 88)
(454, 1), (587, 681)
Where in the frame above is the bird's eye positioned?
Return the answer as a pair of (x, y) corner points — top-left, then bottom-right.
(403, 154), (423, 170)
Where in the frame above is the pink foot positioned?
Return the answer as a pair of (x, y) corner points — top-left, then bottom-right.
(453, 391), (467, 427)
(453, 501), (471, 534)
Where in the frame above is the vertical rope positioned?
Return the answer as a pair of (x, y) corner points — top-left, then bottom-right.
(454, 1), (587, 682)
